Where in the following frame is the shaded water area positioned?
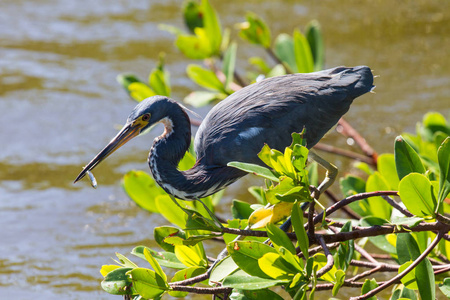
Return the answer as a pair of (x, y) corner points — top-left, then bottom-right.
(0, 0), (449, 298)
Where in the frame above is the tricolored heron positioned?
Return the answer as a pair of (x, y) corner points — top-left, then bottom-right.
(74, 66), (374, 200)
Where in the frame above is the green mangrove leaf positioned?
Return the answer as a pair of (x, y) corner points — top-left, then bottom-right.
(227, 240), (277, 278)
(361, 278), (378, 300)
(398, 173), (436, 217)
(266, 223), (296, 254)
(131, 246), (185, 269)
(222, 269), (288, 290)
(182, 0), (203, 33)
(231, 199), (254, 220)
(169, 266), (206, 297)
(366, 172), (392, 220)
(101, 267), (135, 295)
(395, 136), (426, 180)
(293, 29), (314, 73)
(127, 268), (169, 299)
(149, 68), (170, 97)
(227, 161), (279, 182)
(122, 170), (164, 213)
(209, 256), (239, 284)
(222, 42), (237, 91)
(238, 12), (271, 48)
(187, 64), (225, 92)
(258, 252), (298, 280)
(437, 137), (450, 207)
(439, 278), (450, 297)
(274, 33), (297, 72)
(378, 153), (400, 190)
(184, 91), (224, 107)
(291, 201), (309, 259)
(305, 20), (324, 71)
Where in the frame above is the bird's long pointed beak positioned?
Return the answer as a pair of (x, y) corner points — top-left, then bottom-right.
(74, 121), (142, 184)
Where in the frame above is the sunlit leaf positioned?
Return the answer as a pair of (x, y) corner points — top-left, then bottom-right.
(437, 137), (450, 208)
(222, 42), (237, 91)
(238, 12), (271, 48)
(258, 252), (298, 280)
(335, 221), (354, 271)
(174, 245), (208, 268)
(293, 29), (314, 73)
(183, 0), (203, 33)
(340, 175), (368, 216)
(222, 269), (288, 290)
(266, 223), (296, 254)
(100, 265), (121, 277)
(232, 199), (254, 219)
(155, 195), (187, 228)
(361, 279), (378, 300)
(398, 173), (437, 217)
(201, 0), (222, 55)
(332, 270), (345, 296)
(227, 240), (277, 278)
(228, 161), (279, 182)
(274, 33), (297, 73)
(127, 82), (156, 102)
(116, 73), (142, 92)
(122, 170), (164, 213)
(127, 268), (169, 299)
(153, 226), (185, 252)
(143, 248), (167, 281)
(209, 255), (239, 284)
(169, 266), (206, 297)
(149, 68), (170, 97)
(439, 278), (450, 298)
(184, 91), (225, 107)
(187, 64), (225, 92)
(395, 136), (426, 180)
(115, 252), (138, 268)
(101, 267), (135, 295)
(131, 246), (186, 269)
(378, 153), (400, 190)
(175, 28), (212, 59)
(292, 201), (309, 259)
(305, 20), (324, 71)
(229, 287), (285, 299)
(365, 172), (392, 220)
(313, 253), (337, 282)
(248, 202), (293, 228)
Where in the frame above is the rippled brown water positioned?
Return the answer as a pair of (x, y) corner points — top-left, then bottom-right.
(0, 0), (449, 298)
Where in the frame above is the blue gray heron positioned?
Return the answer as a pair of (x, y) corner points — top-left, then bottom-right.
(74, 66), (374, 200)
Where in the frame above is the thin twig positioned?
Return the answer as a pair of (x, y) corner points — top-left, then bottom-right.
(308, 201), (316, 239)
(348, 265), (383, 282)
(170, 285), (232, 294)
(324, 190), (360, 220)
(350, 229), (446, 300)
(316, 235), (334, 278)
(170, 272), (210, 286)
(265, 48), (294, 74)
(381, 195), (414, 217)
(314, 191), (398, 225)
(336, 118), (377, 162)
(297, 242), (340, 258)
(313, 142), (375, 165)
(350, 260), (398, 271)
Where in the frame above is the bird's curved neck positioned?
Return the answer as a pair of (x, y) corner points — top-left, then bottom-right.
(148, 101), (232, 200)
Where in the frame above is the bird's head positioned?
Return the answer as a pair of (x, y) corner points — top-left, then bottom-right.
(74, 96), (172, 184)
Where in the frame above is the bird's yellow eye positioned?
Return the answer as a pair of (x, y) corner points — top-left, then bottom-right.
(142, 113), (151, 122)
